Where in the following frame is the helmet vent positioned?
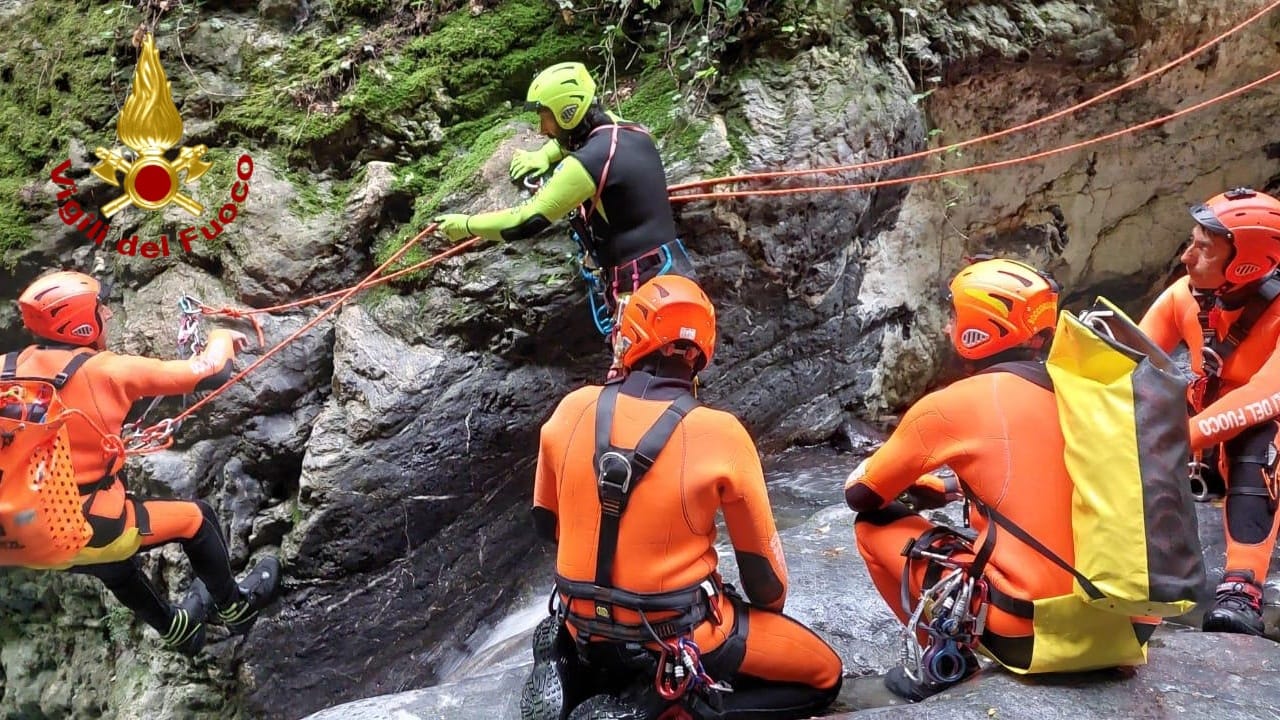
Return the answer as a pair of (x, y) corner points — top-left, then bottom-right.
(960, 329), (991, 347)
(996, 270), (1034, 287)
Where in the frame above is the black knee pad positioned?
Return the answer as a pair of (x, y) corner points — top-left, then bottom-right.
(1225, 423), (1280, 544)
(853, 501), (918, 527)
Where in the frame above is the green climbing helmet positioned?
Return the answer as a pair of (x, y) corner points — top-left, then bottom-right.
(525, 62), (597, 131)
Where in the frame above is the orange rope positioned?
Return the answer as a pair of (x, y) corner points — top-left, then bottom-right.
(127, 226), (480, 454)
(669, 67), (1280, 204)
(667, 0), (1280, 195)
(110, 4), (1280, 451)
(197, 237), (478, 317)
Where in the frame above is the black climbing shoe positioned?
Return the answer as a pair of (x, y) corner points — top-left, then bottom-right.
(213, 556), (282, 636)
(1202, 570), (1266, 637)
(160, 586), (211, 656)
(884, 649), (980, 702)
(521, 616), (568, 720)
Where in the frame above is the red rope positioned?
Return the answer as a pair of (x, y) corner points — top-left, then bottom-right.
(668, 67), (1280, 203)
(666, 0), (1280, 195)
(127, 226), (479, 454)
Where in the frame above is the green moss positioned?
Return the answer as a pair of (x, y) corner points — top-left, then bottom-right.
(275, 153), (331, 219)
(0, 179), (33, 257)
(220, 0), (594, 169)
(331, 0), (396, 21)
(618, 70), (679, 134)
(710, 110), (752, 176)
(346, 0), (594, 127)
(0, 0), (138, 253)
(217, 29), (360, 147)
(373, 118), (514, 277)
(191, 147), (239, 211)
(104, 604), (134, 646)
(615, 69), (708, 163)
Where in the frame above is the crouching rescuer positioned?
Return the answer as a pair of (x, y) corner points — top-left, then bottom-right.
(521, 275), (842, 720)
(847, 258), (1203, 702)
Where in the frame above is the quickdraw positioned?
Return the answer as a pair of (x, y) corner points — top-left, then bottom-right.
(653, 636), (733, 702)
(519, 173), (615, 336)
(176, 294), (207, 358)
(122, 294), (209, 451)
(568, 217), (616, 336)
(1188, 451), (1217, 502)
(900, 552), (988, 687)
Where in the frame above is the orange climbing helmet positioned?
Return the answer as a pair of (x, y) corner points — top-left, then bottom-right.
(615, 275), (716, 372)
(1190, 187), (1280, 288)
(948, 258), (1059, 360)
(18, 271), (107, 346)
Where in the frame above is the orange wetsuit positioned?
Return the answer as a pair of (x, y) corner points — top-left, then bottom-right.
(10, 334), (244, 632)
(534, 371), (841, 717)
(1140, 276), (1280, 581)
(845, 370), (1157, 670)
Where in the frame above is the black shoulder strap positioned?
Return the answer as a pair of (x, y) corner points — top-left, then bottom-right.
(976, 360), (1053, 392)
(967, 493), (1104, 601)
(592, 383), (699, 588)
(592, 382), (624, 474)
(0, 348), (93, 387)
(52, 351), (94, 389)
(1201, 274), (1280, 403)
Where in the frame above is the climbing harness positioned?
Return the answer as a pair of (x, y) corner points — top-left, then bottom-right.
(898, 528), (988, 687)
(1190, 271), (1280, 412)
(518, 173), (615, 335)
(1183, 272), (1280, 500)
(547, 381), (731, 705)
(568, 211), (616, 336)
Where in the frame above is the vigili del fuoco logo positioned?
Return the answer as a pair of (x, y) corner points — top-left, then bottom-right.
(49, 33), (255, 259)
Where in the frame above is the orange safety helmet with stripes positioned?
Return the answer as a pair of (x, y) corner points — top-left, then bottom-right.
(1190, 187), (1280, 289)
(948, 258), (1060, 361)
(18, 271), (110, 348)
(614, 275), (716, 372)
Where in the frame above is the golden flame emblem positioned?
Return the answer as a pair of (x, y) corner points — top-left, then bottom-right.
(91, 33), (211, 217)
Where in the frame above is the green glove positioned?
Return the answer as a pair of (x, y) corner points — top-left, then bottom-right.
(510, 148), (551, 181)
(434, 213), (472, 242)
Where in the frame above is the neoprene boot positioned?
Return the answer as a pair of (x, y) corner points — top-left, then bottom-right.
(1202, 570), (1266, 636)
(196, 556), (283, 636)
(160, 587), (210, 656)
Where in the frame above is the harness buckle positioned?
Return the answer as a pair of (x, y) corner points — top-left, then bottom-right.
(597, 450), (634, 498)
(1201, 346), (1224, 375)
(700, 579), (723, 626)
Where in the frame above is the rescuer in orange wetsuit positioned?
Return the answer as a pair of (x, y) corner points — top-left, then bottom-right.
(846, 258), (1159, 702)
(8, 271), (280, 655)
(521, 275), (842, 720)
(1139, 187), (1280, 637)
